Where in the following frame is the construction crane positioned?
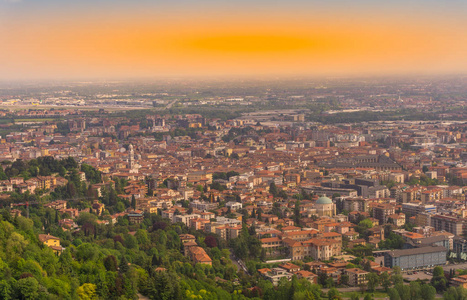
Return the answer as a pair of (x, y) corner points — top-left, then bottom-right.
(10, 202), (39, 219)
(9, 196), (97, 218)
(61, 197), (96, 202)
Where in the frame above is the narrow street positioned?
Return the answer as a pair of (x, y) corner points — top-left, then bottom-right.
(230, 253), (250, 275)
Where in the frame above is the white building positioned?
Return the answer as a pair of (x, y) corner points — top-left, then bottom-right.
(225, 201), (243, 211)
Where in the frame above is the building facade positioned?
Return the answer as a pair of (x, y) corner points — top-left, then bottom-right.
(384, 246), (447, 270)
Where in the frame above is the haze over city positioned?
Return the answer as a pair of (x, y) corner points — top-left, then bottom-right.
(1, 0), (467, 80)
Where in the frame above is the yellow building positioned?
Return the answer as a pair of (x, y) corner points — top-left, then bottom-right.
(92, 200), (105, 216)
(36, 176), (57, 190)
(38, 234), (62, 255)
(189, 123), (202, 128)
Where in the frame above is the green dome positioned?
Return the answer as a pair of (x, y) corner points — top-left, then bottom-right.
(316, 196), (332, 205)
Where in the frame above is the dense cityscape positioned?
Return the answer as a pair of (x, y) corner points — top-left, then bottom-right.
(0, 77), (466, 299)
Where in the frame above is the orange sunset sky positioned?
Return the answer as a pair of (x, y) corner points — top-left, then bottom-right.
(0, 0), (466, 80)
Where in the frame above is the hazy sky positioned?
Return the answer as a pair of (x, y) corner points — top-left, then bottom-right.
(1, 0), (467, 80)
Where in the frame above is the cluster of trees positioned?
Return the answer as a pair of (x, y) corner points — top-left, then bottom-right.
(229, 226), (264, 265)
(54, 121), (71, 136)
(378, 232), (404, 250)
(431, 266), (449, 292)
(170, 127), (204, 140)
(2, 158), (106, 213)
(308, 109), (441, 124)
(222, 127), (256, 143)
(407, 175), (439, 186)
(443, 286), (467, 300)
(47, 162), (103, 205)
(212, 171), (240, 181)
(292, 189), (313, 201)
(0, 207), (249, 299)
(261, 277), (322, 300)
(387, 281), (437, 300)
(3, 156), (78, 179)
(269, 182), (288, 199)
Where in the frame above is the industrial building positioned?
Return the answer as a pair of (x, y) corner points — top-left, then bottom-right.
(384, 246), (447, 271)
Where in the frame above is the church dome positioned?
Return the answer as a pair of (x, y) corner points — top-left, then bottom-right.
(316, 196), (332, 205)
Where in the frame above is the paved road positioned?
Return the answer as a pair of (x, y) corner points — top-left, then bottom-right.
(230, 253), (250, 275)
(322, 287), (361, 293)
(230, 254), (242, 271)
(323, 287), (442, 299)
(165, 99), (178, 109)
(443, 262), (467, 271)
(152, 99), (178, 111)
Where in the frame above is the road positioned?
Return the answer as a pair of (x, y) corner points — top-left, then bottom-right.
(165, 99), (178, 109)
(443, 262), (467, 271)
(403, 272), (432, 281)
(152, 99), (178, 111)
(230, 253), (250, 275)
(323, 287), (442, 299)
(322, 287), (361, 293)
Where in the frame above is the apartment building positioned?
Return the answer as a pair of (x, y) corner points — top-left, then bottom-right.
(431, 214), (465, 236)
(402, 203), (436, 217)
(373, 203), (395, 224)
(345, 268), (369, 287)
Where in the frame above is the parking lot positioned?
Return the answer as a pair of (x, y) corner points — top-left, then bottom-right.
(402, 271), (432, 282)
(442, 262), (467, 271)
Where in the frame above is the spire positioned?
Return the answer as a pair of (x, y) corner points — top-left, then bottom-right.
(129, 144), (135, 170)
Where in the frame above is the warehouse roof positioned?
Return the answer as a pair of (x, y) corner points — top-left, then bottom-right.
(387, 246), (447, 258)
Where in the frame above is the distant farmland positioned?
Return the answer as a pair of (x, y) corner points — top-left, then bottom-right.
(14, 118), (57, 123)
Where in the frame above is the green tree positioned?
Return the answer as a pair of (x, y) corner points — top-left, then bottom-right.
(395, 283), (411, 300)
(388, 288), (400, 300)
(0, 280), (12, 300)
(409, 281), (422, 300)
(443, 286), (467, 300)
(420, 284), (436, 300)
(0, 166), (8, 180)
(125, 234), (138, 250)
(15, 277), (40, 300)
(391, 268), (403, 286)
(431, 266), (448, 292)
(77, 283), (97, 300)
(270, 182), (278, 197)
(294, 200), (301, 225)
(380, 272), (391, 291)
(367, 272), (380, 292)
(135, 229), (149, 247)
(104, 255), (118, 272)
(81, 164), (101, 184)
(328, 287), (340, 300)
(379, 232), (404, 249)
(58, 166), (67, 177)
(358, 219), (374, 230)
(350, 292), (360, 300)
(119, 256), (129, 274)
